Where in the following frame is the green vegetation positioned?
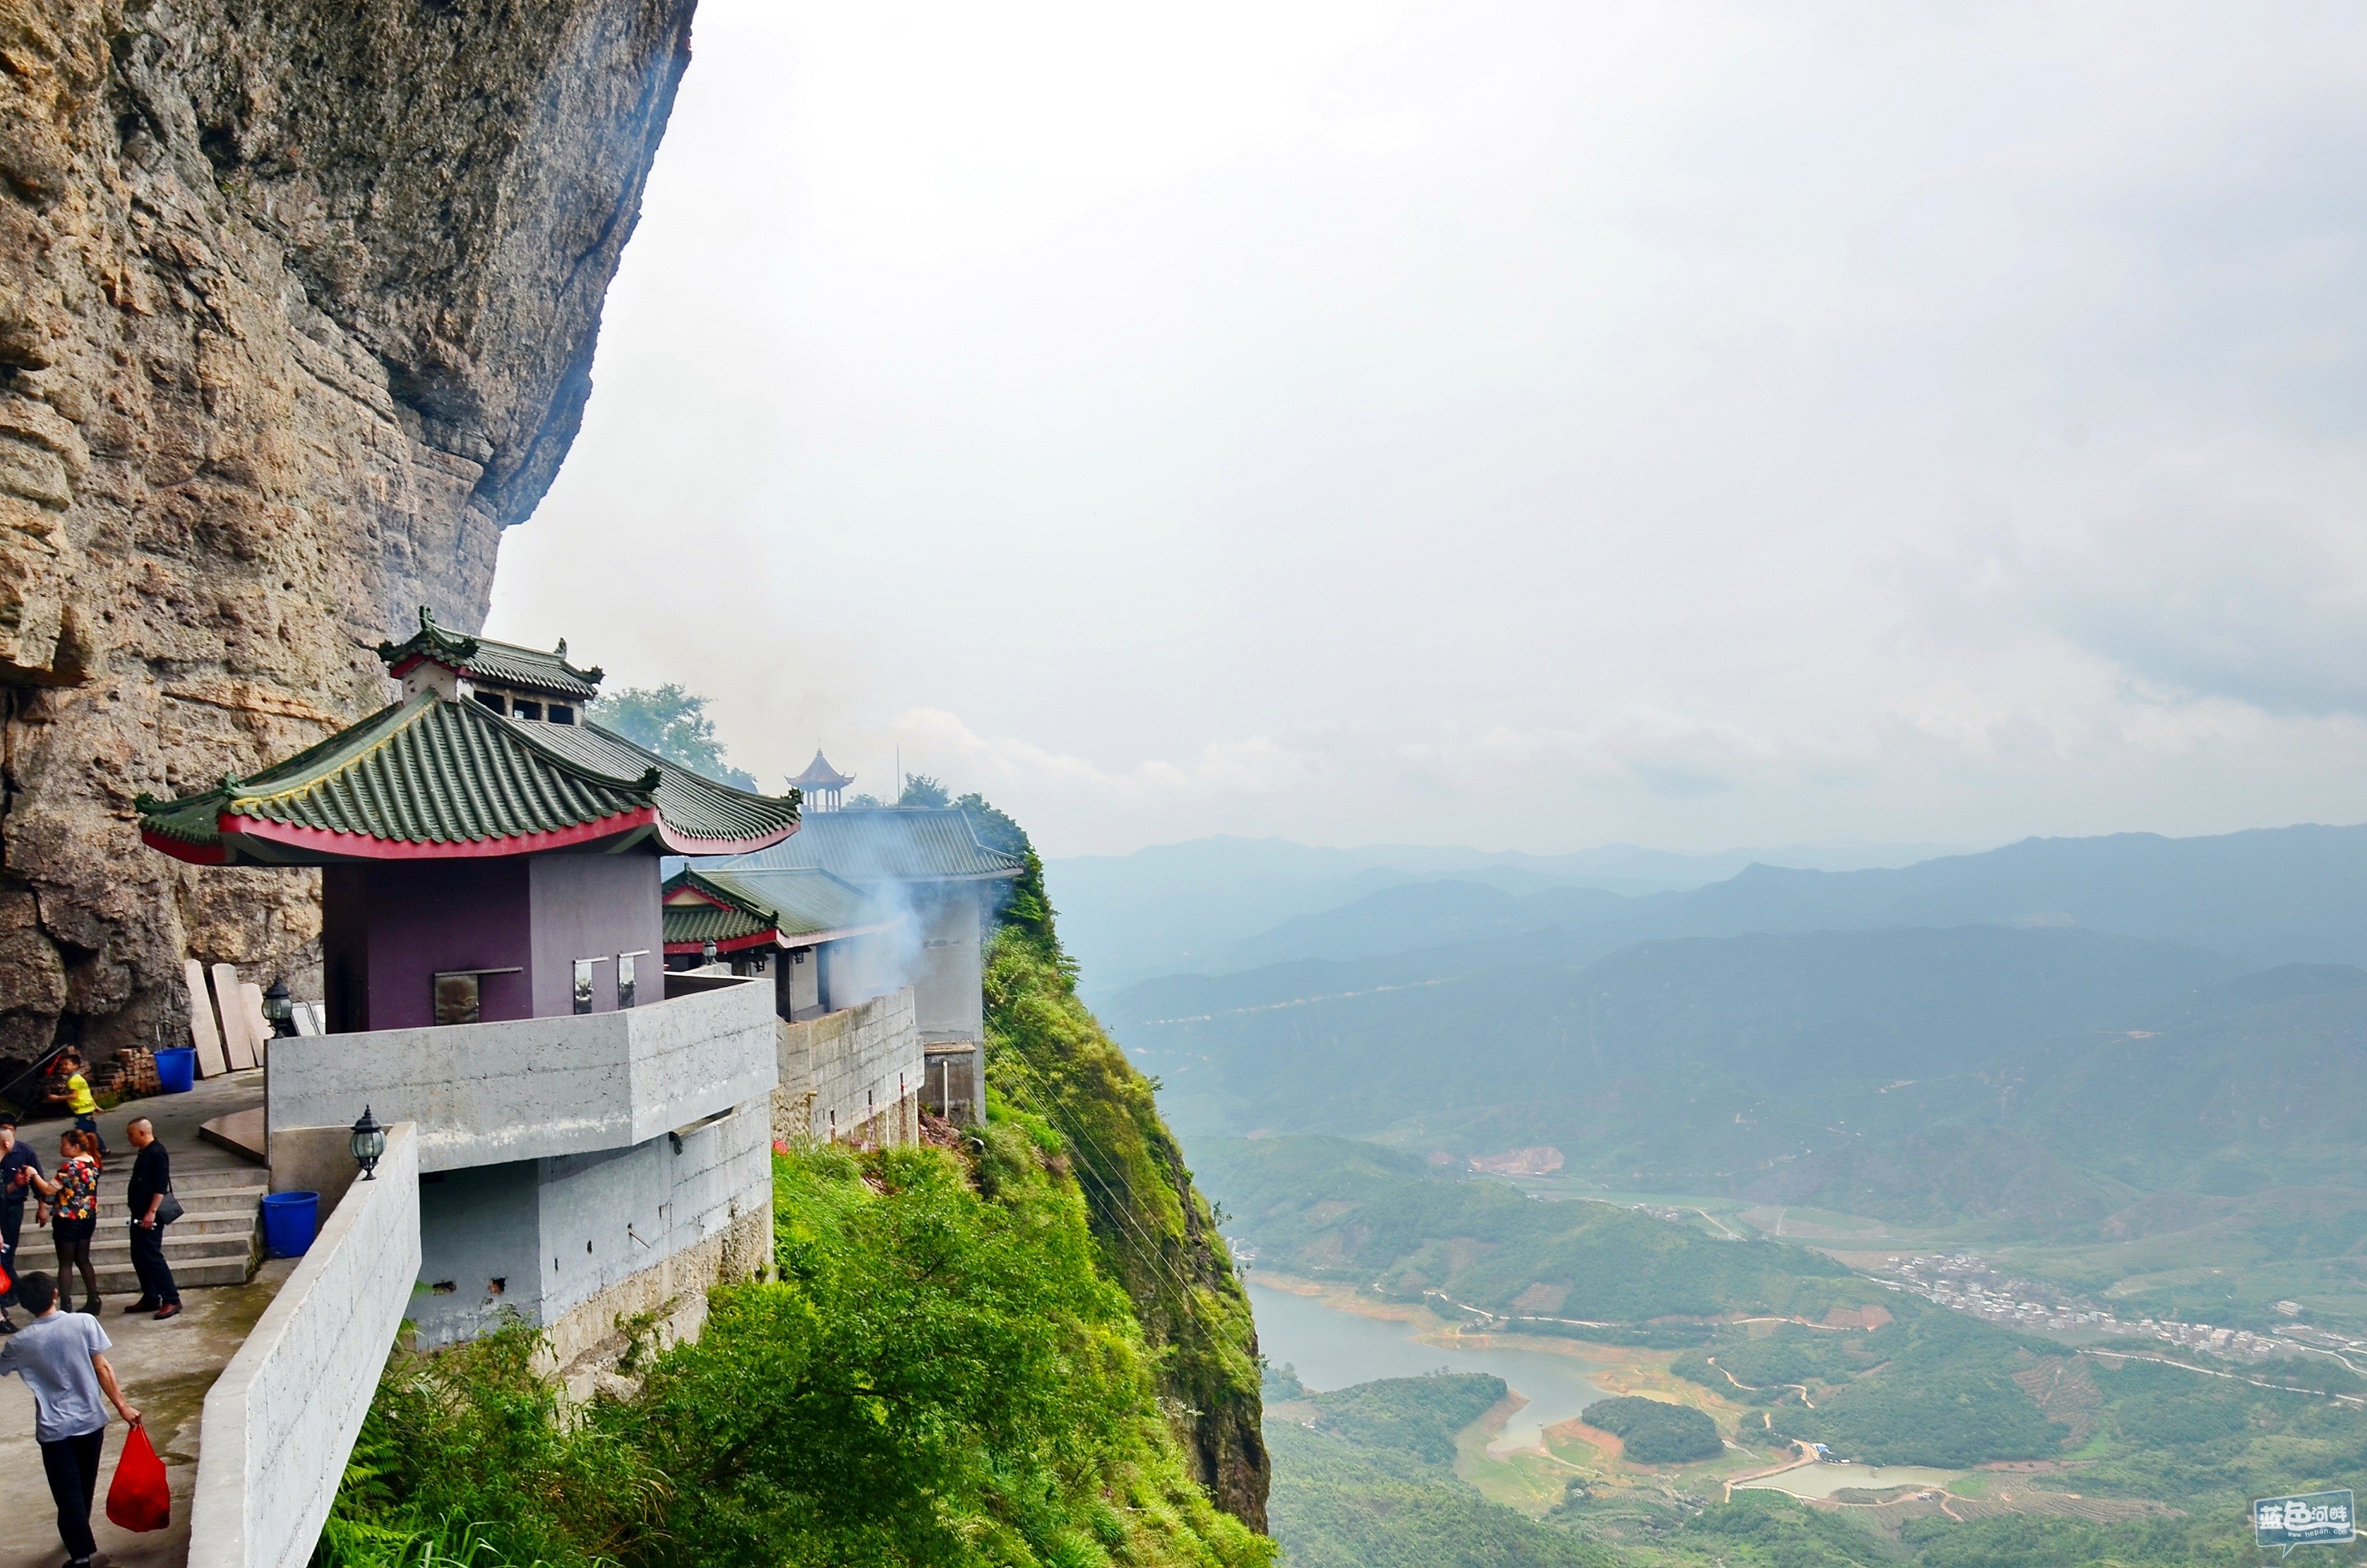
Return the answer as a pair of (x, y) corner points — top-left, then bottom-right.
(1265, 1420), (1618, 1568)
(324, 1144), (1271, 1568)
(977, 802), (1267, 1522)
(1579, 1398), (1721, 1464)
(1666, 1494), (1892, 1566)
(1676, 1309), (2069, 1467)
(1196, 1135), (1860, 1323)
(585, 684), (760, 792)
(1301, 1373), (1507, 1466)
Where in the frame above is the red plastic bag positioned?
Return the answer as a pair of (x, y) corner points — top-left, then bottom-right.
(106, 1423), (171, 1533)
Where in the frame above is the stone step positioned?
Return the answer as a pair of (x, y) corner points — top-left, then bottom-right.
(88, 1230), (255, 1265)
(77, 1209), (259, 1239)
(82, 1253), (257, 1295)
(94, 1166), (269, 1196)
(88, 1195), (265, 1221)
(89, 1221), (259, 1260)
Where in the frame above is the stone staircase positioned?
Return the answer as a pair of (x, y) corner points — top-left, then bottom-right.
(85, 1157), (267, 1296)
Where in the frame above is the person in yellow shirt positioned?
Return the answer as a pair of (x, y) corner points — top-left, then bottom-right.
(55, 1054), (104, 1157)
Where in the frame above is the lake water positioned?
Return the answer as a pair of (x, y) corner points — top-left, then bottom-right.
(1736, 1462), (1960, 1498)
(1248, 1279), (1611, 1451)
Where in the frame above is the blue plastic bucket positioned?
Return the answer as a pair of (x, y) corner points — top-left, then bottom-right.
(154, 1048), (196, 1094)
(261, 1191), (319, 1257)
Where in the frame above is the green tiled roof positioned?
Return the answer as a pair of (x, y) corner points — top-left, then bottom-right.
(375, 607), (605, 700)
(693, 867), (891, 937)
(523, 720), (801, 850)
(137, 693), (797, 864)
(710, 807), (1023, 883)
(662, 866), (897, 952)
(664, 900), (776, 949)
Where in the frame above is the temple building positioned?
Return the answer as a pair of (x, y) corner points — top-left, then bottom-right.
(663, 865), (926, 1147)
(661, 864), (902, 1019)
(136, 615), (798, 1359)
(693, 807), (1024, 1122)
(787, 748), (857, 811)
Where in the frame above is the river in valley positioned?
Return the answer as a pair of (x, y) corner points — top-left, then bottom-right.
(1248, 1278), (1612, 1451)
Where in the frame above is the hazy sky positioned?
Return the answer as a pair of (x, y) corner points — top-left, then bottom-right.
(489, 1), (2367, 857)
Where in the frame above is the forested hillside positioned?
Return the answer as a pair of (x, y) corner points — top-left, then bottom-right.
(1124, 920), (2367, 1242)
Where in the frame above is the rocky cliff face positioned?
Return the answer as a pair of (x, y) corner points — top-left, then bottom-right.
(0, 0), (695, 1061)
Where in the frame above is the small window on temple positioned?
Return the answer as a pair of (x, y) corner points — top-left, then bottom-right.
(513, 700), (544, 721)
(548, 704), (575, 724)
(472, 691), (506, 715)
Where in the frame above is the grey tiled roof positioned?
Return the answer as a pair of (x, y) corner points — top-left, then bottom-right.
(706, 806), (1024, 883)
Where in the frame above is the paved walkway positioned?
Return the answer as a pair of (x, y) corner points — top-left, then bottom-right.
(2, 1072), (288, 1568)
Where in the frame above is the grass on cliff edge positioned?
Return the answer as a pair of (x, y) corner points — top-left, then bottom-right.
(319, 1138), (1273, 1568)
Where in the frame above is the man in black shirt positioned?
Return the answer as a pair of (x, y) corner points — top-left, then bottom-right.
(123, 1118), (180, 1320)
(0, 1115), (40, 1334)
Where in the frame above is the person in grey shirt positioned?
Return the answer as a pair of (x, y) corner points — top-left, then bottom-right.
(1, 1270), (142, 1567)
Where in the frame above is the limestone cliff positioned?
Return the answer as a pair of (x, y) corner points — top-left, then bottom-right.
(0, 0), (694, 1059)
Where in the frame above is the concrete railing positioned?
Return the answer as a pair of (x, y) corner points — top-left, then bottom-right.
(189, 1122), (421, 1568)
(267, 978), (776, 1173)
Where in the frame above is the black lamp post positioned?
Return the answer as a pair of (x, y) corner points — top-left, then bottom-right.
(263, 977), (295, 1037)
(350, 1105), (387, 1181)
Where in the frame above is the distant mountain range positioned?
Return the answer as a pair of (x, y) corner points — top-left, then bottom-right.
(1097, 821), (2367, 1246)
(1045, 834), (1964, 993)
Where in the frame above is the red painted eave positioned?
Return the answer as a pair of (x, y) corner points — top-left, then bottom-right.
(653, 817), (799, 857)
(219, 806), (660, 862)
(664, 928), (780, 956)
(141, 829), (227, 866)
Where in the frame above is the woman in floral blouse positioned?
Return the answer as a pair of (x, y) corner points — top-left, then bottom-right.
(26, 1129), (103, 1313)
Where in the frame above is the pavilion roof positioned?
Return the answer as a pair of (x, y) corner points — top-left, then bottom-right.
(375, 607), (604, 700)
(787, 749), (855, 790)
(704, 806), (1024, 884)
(138, 693), (798, 866)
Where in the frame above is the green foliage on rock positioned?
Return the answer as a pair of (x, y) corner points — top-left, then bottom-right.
(961, 788), (1266, 1523)
(323, 1142), (1273, 1568)
(1579, 1397), (1723, 1464)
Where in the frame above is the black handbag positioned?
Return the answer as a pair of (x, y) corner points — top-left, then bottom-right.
(154, 1186), (183, 1226)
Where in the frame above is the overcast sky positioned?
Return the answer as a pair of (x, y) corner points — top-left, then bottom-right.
(488, 1), (2367, 857)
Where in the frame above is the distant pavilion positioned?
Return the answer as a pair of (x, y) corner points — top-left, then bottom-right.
(787, 749), (855, 811)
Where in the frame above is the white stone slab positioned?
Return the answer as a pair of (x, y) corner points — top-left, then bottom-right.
(187, 959), (229, 1077)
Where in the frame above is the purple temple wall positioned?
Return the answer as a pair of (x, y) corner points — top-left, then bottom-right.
(528, 855), (664, 1017)
(319, 853), (663, 1031)
(322, 860), (535, 1032)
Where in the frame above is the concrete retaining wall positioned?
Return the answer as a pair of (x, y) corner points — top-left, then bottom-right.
(774, 986), (923, 1145)
(408, 1098), (775, 1352)
(189, 1124), (421, 1568)
(267, 977), (775, 1172)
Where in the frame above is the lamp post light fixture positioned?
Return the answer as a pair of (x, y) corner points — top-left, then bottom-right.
(350, 1105), (387, 1181)
(263, 977), (296, 1037)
